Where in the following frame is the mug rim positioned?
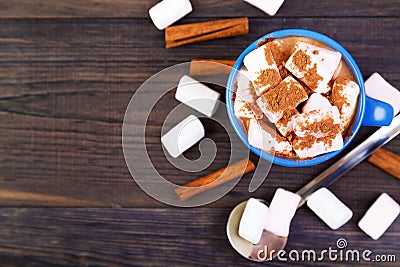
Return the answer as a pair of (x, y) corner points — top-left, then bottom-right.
(226, 29), (365, 167)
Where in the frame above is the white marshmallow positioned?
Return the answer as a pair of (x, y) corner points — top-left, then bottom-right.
(149, 0), (192, 30)
(234, 70), (264, 119)
(243, 44), (281, 96)
(248, 119), (292, 156)
(238, 198), (269, 244)
(303, 93), (332, 113)
(293, 133), (343, 159)
(285, 42), (342, 93)
(365, 73), (400, 115)
(234, 98), (254, 119)
(264, 189), (301, 237)
(256, 76), (308, 123)
(276, 108), (299, 137)
(235, 69), (255, 103)
(244, 0), (285, 16)
(266, 40), (288, 64)
(176, 75), (220, 117)
(331, 78), (360, 128)
(307, 188), (353, 230)
(256, 96), (282, 123)
(161, 115), (204, 158)
(293, 106), (343, 138)
(358, 193), (400, 240)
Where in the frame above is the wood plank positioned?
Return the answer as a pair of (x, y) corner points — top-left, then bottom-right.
(0, 18), (399, 81)
(0, 98), (399, 208)
(0, 18), (400, 76)
(0, 17), (399, 207)
(0, 0), (399, 19)
(0, 207), (398, 266)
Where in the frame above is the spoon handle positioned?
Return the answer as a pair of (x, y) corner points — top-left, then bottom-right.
(296, 114), (400, 207)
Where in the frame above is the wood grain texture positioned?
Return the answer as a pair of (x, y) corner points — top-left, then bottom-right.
(0, 207), (399, 266)
(0, 18), (399, 207)
(0, 0), (399, 19)
(1, 1), (400, 265)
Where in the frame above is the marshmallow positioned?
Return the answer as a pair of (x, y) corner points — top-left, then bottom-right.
(293, 106), (343, 138)
(265, 40), (288, 65)
(238, 198), (269, 244)
(303, 93), (332, 113)
(358, 193), (400, 240)
(293, 133), (343, 159)
(161, 115), (204, 158)
(331, 78), (360, 128)
(149, 0), (192, 30)
(235, 69), (254, 103)
(275, 108), (298, 137)
(256, 76), (308, 123)
(365, 73), (400, 115)
(243, 44), (282, 95)
(234, 98), (255, 119)
(176, 75), (220, 117)
(243, 0), (285, 16)
(285, 42), (342, 94)
(264, 189), (301, 237)
(248, 119), (292, 156)
(234, 70), (264, 119)
(307, 188), (353, 230)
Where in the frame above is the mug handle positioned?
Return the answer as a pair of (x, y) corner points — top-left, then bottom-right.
(361, 96), (394, 126)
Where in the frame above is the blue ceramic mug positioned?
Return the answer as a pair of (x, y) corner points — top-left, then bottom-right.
(226, 29), (394, 167)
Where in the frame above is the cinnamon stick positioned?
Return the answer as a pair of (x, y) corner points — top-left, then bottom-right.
(190, 59), (236, 76)
(175, 159), (255, 201)
(368, 148), (400, 180)
(165, 17), (249, 48)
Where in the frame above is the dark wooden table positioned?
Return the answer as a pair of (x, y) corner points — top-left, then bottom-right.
(1, 1), (399, 266)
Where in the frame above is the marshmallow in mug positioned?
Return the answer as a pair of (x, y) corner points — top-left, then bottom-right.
(275, 108), (299, 137)
(161, 115), (204, 158)
(365, 73), (400, 115)
(243, 0), (285, 16)
(243, 43), (282, 96)
(358, 193), (400, 240)
(248, 119), (292, 157)
(149, 0), (193, 30)
(264, 188), (301, 237)
(292, 106), (343, 138)
(256, 76), (308, 123)
(307, 188), (353, 230)
(175, 75), (220, 117)
(238, 198), (269, 244)
(234, 98), (255, 119)
(292, 132), (343, 159)
(285, 42), (342, 94)
(234, 70), (264, 119)
(330, 78), (360, 128)
(302, 93), (332, 113)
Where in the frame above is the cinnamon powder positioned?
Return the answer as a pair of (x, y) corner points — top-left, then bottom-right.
(330, 78), (350, 110)
(300, 117), (340, 135)
(278, 108), (298, 127)
(292, 50), (323, 90)
(292, 50), (311, 72)
(264, 47), (275, 66)
(262, 77), (308, 113)
(253, 69), (281, 90)
(304, 65), (323, 90)
(293, 135), (317, 150)
(266, 41), (288, 64)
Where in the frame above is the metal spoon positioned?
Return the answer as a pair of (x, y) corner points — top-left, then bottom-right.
(227, 114), (400, 262)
